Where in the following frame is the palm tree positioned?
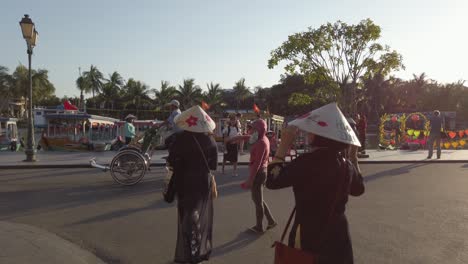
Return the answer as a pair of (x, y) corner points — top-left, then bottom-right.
(76, 76), (90, 110)
(233, 78), (251, 110)
(203, 82), (223, 113)
(0, 66), (13, 113)
(153, 81), (177, 109)
(122, 78), (151, 113)
(11, 65), (55, 106)
(82, 65), (104, 108)
(102, 71), (124, 110)
(176, 78), (202, 109)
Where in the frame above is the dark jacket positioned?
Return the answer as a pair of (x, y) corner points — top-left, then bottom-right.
(168, 131), (218, 200)
(266, 148), (364, 263)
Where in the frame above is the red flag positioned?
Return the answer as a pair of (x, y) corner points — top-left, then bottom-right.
(253, 103), (260, 114)
(201, 100), (210, 110)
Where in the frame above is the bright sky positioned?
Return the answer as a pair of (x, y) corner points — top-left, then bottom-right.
(2, 0), (467, 98)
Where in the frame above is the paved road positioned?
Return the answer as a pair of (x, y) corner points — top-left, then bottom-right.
(1, 164), (468, 263)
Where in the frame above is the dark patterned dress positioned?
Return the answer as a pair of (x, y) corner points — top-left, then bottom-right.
(167, 131), (218, 263)
(266, 148), (364, 264)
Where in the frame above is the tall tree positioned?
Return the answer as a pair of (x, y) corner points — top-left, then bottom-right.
(253, 86), (272, 112)
(203, 82), (224, 113)
(101, 71), (124, 110)
(176, 78), (202, 109)
(232, 78), (251, 110)
(268, 18), (404, 114)
(0, 66), (13, 113)
(76, 76), (90, 110)
(153, 81), (177, 109)
(82, 65), (104, 107)
(11, 65), (55, 106)
(122, 78), (151, 113)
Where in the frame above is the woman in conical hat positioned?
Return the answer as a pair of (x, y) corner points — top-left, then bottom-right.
(164, 105), (217, 264)
(265, 103), (365, 263)
(124, 114), (137, 144)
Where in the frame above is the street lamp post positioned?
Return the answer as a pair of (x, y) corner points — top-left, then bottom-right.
(19, 14), (38, 162)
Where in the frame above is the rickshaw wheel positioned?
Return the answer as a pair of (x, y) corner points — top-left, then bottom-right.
(110, 150), (148, 186)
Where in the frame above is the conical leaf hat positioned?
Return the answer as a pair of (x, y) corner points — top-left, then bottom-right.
(288, 103), (361, 147)
(174, 105), (216, 133)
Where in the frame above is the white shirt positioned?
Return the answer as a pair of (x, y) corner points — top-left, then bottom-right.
(223, 125), (241, 138)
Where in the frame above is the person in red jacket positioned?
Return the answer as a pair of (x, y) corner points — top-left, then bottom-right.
(241, 119), (277, 233)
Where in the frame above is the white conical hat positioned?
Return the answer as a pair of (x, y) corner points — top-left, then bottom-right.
(289, 103), (361, 147)
(174, 105), (216, 133)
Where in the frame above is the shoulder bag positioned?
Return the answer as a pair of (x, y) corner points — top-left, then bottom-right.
(193, 135), (218, 199)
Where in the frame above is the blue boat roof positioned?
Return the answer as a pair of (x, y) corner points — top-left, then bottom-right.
(0, 117), (18, 122)
(44, 113), (118, 122)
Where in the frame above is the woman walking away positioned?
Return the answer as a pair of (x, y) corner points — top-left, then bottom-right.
(266, 103), (365, 264)
(124, 114), (137, 144)
(166, 105), (218, 264)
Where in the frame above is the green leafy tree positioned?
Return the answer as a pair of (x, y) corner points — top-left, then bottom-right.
(288, 92), (313, 106)
(0, 66), (13, 113)
(11, 65), (56, 105)
(153, 81), (177, 109)
(253, 86), (271, 111)
(268, 18), (404, 114)
(82, 65), (104, 107)
(233, 78), (251, 110)
(100, 71), (124, 110)
(122, 78), (151, 113)
(203, 82), (224, 113)
(76, 76), (90, 110)
(176, 78), (202, 109)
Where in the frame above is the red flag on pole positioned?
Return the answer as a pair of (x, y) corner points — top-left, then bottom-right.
(201, 100), (210, 110)
(253, 103), (260, 114)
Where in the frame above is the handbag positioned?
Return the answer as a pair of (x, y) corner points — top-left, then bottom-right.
(273, 156), (348, 263)
(163, 173), (176, 203)
(273, 207), (317, 264)
(193, 136), (218, 199)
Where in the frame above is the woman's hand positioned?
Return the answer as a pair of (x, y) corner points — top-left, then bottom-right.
(240, 179), (253, 189)
(275, 125), (298, 159)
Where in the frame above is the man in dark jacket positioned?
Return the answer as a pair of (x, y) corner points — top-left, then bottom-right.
(427, 110), (443, 159)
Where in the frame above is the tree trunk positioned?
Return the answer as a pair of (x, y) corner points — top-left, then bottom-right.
(92, 90), (96, 108)
(80, 91), (84, 111)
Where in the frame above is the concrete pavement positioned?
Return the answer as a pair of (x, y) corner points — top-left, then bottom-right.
(1, 149), (468, 169)
(0, 221), (105, 264)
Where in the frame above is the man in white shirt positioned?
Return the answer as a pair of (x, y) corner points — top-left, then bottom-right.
(156, 99), (182, 150)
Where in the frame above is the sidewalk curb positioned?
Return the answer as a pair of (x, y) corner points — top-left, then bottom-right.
(1, 160), (467, 169)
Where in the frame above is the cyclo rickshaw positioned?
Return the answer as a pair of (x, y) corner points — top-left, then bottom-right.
(90, 125), (171, 186)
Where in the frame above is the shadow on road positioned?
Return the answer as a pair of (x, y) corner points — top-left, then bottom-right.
(69, 199), (175, 226)
(212, 230), (261, 257)
(364, 163), (429, 183)
(0, 176), (167, 220)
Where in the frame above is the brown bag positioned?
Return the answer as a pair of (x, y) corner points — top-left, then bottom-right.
(273, 208), (317, 264)
(193, 135), (218, 199)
